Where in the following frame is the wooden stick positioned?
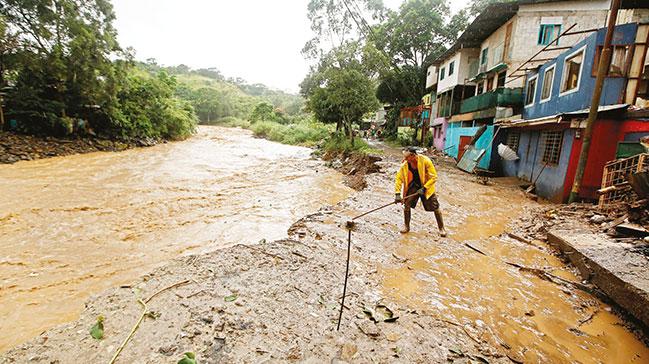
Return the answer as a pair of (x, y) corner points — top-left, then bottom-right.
(109, 280), (191, 364)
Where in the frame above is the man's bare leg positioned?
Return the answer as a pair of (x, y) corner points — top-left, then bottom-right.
(434, 209), (447, 237)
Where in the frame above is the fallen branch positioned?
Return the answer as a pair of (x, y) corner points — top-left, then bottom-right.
(464, 243), (487, 256)
(578, 310), (599, 326)
(505, 232), (533, 246)
(234, 243), (285, 260)
(291, 251), (308, 259)
(505, 262), (608, 300)
(109, 280), (191, 364)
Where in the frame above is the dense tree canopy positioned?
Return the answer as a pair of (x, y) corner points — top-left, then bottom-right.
(0, 0), (197, 139)
(301, 0), (477, 138)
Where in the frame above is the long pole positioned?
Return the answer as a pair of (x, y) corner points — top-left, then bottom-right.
(0, 94), (4, 131)
(568, 0), (620, 203)
(336, 227), (352, 331)
(337, 191), (419, 330)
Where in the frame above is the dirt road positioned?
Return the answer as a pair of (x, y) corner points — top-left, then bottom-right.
(2, 144), (648, 363)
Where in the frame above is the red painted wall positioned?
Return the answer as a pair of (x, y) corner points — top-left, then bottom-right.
(563, 119), (649, 201)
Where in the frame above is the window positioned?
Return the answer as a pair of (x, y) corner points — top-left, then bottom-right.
(525, 75), (538, 106)
(542, 131), (563, 164)
(593, 45), (631, 77)
(440, 67), (446, 81)
(449, 61), (455, 76)
(497, 72), (506, 88)
(560, 48), (585, 94)
(477, 81), (484, 95)
(481, 48), (489, 65)
(506, 130), (520, 152)
(538, 24), (561, 46)
(541, 65), (555, 101)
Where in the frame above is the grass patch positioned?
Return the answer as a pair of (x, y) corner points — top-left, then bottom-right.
(322, 133), (381, 154)
(203, 116), (251, 128)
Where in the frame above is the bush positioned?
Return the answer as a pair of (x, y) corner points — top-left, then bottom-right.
(323, 133), (380, 154)
(385, 127), (415, 147)
(249, 120), (329, 147)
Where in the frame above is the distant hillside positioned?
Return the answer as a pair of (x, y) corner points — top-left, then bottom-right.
(135, 62), (305, 123)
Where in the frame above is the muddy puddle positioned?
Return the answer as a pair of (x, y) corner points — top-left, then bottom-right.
(380, 178), (649, 363)
(0, 126), (352, 352)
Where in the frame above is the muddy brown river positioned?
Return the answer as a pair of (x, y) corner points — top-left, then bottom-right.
(0, 126), (352, 352)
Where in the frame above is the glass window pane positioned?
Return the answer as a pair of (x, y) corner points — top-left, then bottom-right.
(562, 51), (583, 93)
(542, 67), (554, 99)
(526, 77), (537, 105)
(609, 46), (628, 76)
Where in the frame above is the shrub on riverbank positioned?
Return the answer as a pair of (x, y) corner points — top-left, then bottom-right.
(322, 133), (379, 154)
(250, 120), (330, 147)
(205, 116), (251, 129)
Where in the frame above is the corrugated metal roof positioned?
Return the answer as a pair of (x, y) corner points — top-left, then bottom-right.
(518, 0), (649, 9)
(496, 104), (629, 128)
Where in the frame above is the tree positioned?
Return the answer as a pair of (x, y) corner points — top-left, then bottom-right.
(302, 0), (386, 60)
(0, 0), (197, 139)
(1, 0), (123, 134)
(307, 67), (378, 144)
(249, 102), (275, 123)
(192, 88), (221, 123)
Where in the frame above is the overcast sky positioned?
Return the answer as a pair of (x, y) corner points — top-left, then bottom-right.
(111, 0), (469, 93)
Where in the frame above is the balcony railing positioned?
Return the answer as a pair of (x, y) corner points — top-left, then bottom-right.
(459, 87), (523, 114)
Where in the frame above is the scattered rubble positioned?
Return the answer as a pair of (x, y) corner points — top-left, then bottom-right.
(321, 151), (382, 190)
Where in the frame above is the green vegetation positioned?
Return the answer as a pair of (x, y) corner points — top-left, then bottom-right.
(322, 133), (379, 154)
(0, 1), (197, 140)
(250, 118), (330, 147)
(300, 0), (483, 138)
(138, 60), (305, 125)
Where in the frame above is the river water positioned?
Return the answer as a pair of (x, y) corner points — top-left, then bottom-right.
(0, 126), (352, 352)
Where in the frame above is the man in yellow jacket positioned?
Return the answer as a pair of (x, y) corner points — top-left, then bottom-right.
(394, 147), (447, 236)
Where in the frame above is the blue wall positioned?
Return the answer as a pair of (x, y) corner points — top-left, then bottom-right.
(523, 23), (638, 120)
(445, 123), (495, 170)
(501, 128), (576, 202)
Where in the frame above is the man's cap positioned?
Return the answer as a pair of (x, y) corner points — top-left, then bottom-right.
(403, 146), (418, 154)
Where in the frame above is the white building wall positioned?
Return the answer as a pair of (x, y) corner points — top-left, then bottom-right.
(480, 18), (514, 72)
(504, 0), (610, 88)
(436, 48), (480, 93)
(426, 65), (438, 89)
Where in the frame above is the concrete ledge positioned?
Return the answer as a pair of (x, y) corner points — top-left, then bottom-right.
(548, 230), (649, 329)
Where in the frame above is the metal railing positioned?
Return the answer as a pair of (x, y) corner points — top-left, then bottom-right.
(459, 87), (523, 114)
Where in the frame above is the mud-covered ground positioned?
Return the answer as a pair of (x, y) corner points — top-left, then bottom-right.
(0, 131), (158, 164)
(3, 151), (649, 363)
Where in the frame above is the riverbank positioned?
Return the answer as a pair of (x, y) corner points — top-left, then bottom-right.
(0, 131), (160, 164)
(3, 149), (648, 363)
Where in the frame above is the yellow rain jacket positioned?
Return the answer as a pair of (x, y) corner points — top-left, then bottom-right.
(395, 155), (438, 199)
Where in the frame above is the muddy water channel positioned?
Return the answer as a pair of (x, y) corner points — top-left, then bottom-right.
(0, 126), (352, 352)
(379, 173), (649, 363)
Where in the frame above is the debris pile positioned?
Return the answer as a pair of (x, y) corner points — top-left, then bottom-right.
(322, 151), (382, 190)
